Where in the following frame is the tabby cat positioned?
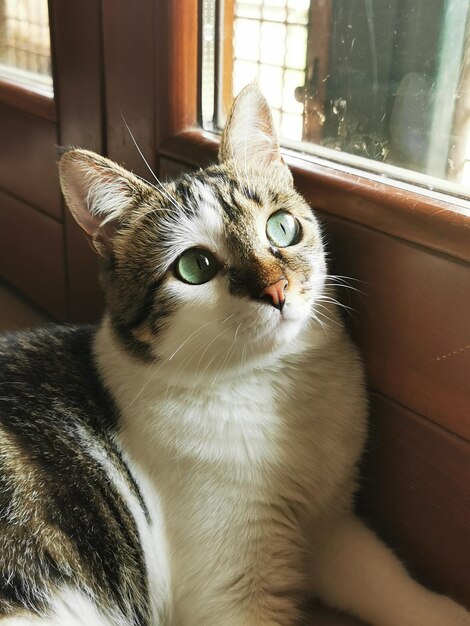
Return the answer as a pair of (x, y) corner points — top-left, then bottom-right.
(0, 86), (468, 626)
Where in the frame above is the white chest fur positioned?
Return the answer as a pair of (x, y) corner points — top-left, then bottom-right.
(95, 321), (366, 625)
(118, 373), (288, 622)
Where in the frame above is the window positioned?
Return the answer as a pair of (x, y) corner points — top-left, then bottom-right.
(201, 0), (470, 202)
(0, 0), (53, 94)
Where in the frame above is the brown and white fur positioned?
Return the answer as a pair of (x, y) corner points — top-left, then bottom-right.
(0, 86), (468, 625)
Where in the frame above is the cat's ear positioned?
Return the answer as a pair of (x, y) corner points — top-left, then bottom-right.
(58, 149), (145, 256)
(219, 84), (283, 170)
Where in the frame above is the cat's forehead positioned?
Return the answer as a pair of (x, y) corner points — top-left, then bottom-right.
(172, 169), (273, 245)
(147, 177), (226, 268)
(142, 165), (306, 271)
(174, 168), (264, 219)
(171, 165), (294, 227)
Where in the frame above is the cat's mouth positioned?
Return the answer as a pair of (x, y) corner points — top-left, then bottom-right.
(252, 300), (307, 339)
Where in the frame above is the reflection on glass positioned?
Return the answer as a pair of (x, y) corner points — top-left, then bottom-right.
(0, 0), (52, 93)
(201, 0), (470, 197)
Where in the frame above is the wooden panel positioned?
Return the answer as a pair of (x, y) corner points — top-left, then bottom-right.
(0, 104), (61, 219)
(319, 213), (470, 441)
(0, 191), (65, 318)
(155, 0), (198, 148)
(0, 281), (51, 331)
(50, 0), (105, 323)
(360, 393), (470, 607)
(102, 0), (157, 178)
(62, 218), (103, 324)
(159, 157), (194, 181)
(51, 0), (103, 152)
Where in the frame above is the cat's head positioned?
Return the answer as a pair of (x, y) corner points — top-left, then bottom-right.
(59, 85), (328, 379)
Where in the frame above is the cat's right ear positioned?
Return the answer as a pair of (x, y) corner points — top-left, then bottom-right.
(219, 84), (282, 171)
(58, 148), (143, 256)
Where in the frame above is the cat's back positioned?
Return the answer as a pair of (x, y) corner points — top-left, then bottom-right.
(0, 324), (110, 428)
(0, 326), (152, 624)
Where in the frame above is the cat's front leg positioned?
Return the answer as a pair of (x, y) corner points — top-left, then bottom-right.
(196, 581), (303, 626)
(178, 553), (304, 626)
(307, 513), (469, 626)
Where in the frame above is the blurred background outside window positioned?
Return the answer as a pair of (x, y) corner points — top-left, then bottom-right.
(202, 0), (470, 201)
(0, 0), (52, 94)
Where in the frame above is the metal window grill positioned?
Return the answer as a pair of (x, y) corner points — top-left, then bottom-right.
(0, 0), (52, 88)
(232, 0), (309, 141)
(202, 0), (310, 142)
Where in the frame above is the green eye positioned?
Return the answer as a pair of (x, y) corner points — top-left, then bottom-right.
(175, 248), (219, 285)
(266, 211), (300, 248)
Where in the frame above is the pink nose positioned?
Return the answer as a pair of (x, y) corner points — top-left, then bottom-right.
(260, 278), (288, 312)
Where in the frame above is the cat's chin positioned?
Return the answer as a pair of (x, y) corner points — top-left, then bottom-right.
(256, 302), (309, 336)
(249, 308), (309, 354)
(248, 298), (337, 362)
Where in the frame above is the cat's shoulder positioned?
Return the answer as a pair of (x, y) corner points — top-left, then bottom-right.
(0, 324), (117, 433)
(0, 324), (96, 377)
(0, 323), (95, 356)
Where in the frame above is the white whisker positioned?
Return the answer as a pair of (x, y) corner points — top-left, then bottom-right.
(211, 322), (243, 387)
(121, 112), (183, 213)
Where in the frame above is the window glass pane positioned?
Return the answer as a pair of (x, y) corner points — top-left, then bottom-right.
(237, 0), (262, 20)
(0, 0), (53, 94)
(234, 18), (260, 62)
(201, 0), (470, 201)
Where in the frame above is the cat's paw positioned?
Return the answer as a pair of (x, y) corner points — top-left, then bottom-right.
(408, 594), (470, 626)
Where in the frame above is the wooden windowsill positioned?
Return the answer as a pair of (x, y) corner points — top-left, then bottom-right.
(0, 78), (56, 122)
(160, 129), (470, 263)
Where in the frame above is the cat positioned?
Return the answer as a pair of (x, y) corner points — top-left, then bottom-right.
(0, 85), (468, 626)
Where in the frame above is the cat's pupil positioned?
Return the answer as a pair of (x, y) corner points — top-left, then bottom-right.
(175, 248), (219, 285)
(266, 211), (300, 248)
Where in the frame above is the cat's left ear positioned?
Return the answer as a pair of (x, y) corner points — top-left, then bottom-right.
(58, 149), (146, 256)
(219, 84), (290, 180)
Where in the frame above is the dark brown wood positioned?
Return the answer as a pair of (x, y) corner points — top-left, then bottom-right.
(62, 222), (104, 324)
(0, 79), (56, 122)
(155, 0), (198, 149)
(322, 214), (470, 442)
(50, 0), (105, 322)
(0, 103), (61, 219)
(102, 0), (157, 178)
(302, 0), (333, 142)
(0, 190), (66, 318)
(160, 130), (470, 263)
(50, 0), (104, 153)
(159, 129), (217, 168)
(361, 392), (470, 607)
(159, 157), (194, 180)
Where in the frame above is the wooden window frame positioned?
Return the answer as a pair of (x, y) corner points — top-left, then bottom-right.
(0, 79), (55, 122)
(155, 0), (469, 264)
